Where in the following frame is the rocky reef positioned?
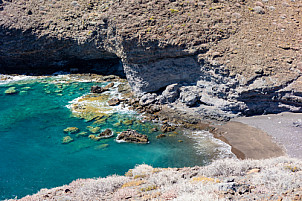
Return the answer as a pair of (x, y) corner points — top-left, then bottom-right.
(0, 0), (301, 119)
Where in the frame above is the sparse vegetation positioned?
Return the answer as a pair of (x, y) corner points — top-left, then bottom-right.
(15, 157), (302, 200)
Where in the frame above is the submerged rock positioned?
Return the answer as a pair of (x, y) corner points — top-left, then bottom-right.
(98, 129), (113, 138)
(87, 126), (101, 134)
(5, 87), (18, 94)
(160, 124), (176, 133)
(62, 136), (74, 144)
(76, 131), (88, 137)
(95, 144), (109, 150)
(116, 129), (149, 144)
(88, 134), (102, 141)
(63, 127), (79, 134)
(156, 134), (166, 139)
(123, 119), (133, 126)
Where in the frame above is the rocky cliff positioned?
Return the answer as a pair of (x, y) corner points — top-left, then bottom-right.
(0, 0), (301, 119)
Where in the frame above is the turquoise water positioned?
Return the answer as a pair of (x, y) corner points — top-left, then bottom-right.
(0, 77), (212, 200)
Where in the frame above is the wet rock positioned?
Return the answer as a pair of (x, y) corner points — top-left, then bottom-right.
(161, 124), (176, 133)
(63, 127), (79, 134)
(139, 93), (157, 106)
(103, 83), (114, 90)
(158, 84), (180, 104)
(108, 98), (120, 106)
(91, 85), (108, 93)
(116, 129), (149, 143)
(62, 136), (73, 144)
(156, 134), (166, 139)
(5, 87), (18, 94)
(98, 129), (113, 138)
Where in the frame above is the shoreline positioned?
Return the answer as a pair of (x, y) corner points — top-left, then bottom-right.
(212, 112), (302, 160)
(2, 74), (299, 161)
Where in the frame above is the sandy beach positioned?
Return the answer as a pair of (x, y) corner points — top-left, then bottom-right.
(214, 112), (302, 160)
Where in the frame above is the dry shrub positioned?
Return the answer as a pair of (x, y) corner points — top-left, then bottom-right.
(122, 180), (145, 188)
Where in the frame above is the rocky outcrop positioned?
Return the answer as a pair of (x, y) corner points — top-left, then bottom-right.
(116, 129), (148, 144)
(0, 0), (301, 118)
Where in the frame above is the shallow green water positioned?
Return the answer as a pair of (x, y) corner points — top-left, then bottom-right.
(0, 76), (230, 199)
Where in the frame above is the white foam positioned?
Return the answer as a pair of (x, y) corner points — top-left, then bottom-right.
(184, 130), (235, 160)
(66, 82), (136, 115)
(0, 75), (41, 85)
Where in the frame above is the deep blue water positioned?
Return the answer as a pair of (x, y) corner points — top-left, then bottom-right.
(0, 77), (212, 200)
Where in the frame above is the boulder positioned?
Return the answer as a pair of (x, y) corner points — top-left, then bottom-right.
(98, 129), (113, 138)
(179, 88), (199, 107)
(116, 129), (149, 143)
(63, 127), (79, 134)
(108, 98), (120, 106)
(158, 83), (180, 104)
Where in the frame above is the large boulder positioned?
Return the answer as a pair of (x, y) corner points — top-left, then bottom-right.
(116, 129), (149, 144)
(158, 83), (180, 104)
(179, 87), (201, 107)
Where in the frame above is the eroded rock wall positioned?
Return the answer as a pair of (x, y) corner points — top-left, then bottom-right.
(0, 0), (301, 118)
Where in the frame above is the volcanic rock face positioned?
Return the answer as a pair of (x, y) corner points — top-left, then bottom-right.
(0, 0), (301, 118)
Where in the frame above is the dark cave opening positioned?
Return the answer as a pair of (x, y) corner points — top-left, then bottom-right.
(0, 57), (126, 78)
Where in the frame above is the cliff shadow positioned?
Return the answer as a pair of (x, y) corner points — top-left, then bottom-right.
(0, 26), (125, 77)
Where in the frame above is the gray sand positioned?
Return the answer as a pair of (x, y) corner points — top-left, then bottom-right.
(234, 112), (302, 159)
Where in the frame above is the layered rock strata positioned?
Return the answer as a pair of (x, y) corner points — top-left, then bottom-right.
(0, 0), (301, 118)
